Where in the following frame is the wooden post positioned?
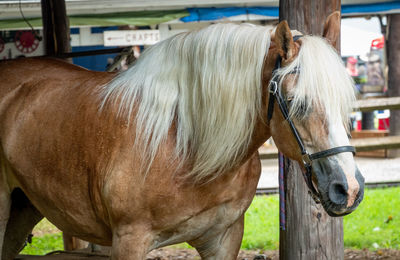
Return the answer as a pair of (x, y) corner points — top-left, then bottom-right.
(41, 0), (80, 250)
(40, 0), (70, 56)
(279, 1), (344, 260)
(62, 233), (88, 251)
(387, 14), (400, 157)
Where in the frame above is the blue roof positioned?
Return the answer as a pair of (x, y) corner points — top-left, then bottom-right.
(181, 1), (400, 22)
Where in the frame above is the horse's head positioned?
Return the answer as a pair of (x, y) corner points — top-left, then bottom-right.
(266, 12), (364, 216)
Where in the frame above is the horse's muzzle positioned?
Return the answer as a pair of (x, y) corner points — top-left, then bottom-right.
(312, 159), (365, 217)
(324, 167), (365, 217)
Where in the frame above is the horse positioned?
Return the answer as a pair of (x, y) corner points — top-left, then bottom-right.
(0, 12), (364, 260)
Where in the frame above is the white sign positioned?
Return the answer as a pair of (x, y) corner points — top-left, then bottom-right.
(104, 30), (160, 46)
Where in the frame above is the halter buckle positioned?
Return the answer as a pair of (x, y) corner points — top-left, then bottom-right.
(309, 190), (321, 204)
(269, 81), (278, 95)
(302, 153), (312, 165)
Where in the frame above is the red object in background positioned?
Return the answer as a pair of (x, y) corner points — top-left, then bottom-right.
(347, 56), (357, 64)
(378, 118), (390, 130)
(371, 36), (384, 50)
(14, 30), (40, 54)
(356, 120), (362, 131)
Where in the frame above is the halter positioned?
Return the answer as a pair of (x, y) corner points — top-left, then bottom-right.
(267, 36), (355, 203)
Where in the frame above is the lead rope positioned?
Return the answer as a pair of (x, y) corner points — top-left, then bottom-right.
(279, 151), (286, 230)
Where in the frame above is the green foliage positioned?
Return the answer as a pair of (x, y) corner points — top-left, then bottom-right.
(18, 187), (400, 255)
(20, 233), (63, 255)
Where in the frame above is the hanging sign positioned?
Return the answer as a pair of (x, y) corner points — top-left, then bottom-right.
(104, 30), (160, 46)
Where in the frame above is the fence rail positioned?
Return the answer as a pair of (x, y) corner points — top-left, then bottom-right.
(354, 97), (400, 112)
(259, 136), (400, 159)
(256, 181), (400, 195)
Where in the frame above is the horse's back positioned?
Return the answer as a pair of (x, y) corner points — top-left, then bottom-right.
(0, 58), (114, 157)
(0, 58), (111, 95)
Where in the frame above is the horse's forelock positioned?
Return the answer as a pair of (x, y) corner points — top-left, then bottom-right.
(275, 35), (355, 129)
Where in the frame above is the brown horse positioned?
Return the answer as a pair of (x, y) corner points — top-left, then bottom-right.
(0, 13), (363, 260)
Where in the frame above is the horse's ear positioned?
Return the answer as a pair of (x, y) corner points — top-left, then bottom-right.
(323, 11), (341, 48)
(274, 20), (295, 61)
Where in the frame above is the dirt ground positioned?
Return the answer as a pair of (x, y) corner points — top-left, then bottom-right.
(146, 248), (400, 260)
(17, 248), (400, 260)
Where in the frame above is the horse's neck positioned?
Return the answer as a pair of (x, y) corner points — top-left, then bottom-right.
(248, 119), (271, 156)
(245, 70), (274, 157)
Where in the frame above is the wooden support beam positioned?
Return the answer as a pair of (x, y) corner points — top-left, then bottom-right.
(387, 14), (400, 157)
(278, 1), (343, 260)
(355, 97), (400, 112)
(41, 0), (70, 57)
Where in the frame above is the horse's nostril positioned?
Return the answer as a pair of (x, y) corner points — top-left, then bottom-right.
(328, 182), (348, 206)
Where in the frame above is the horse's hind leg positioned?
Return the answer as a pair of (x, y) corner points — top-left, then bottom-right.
(189, 215), (244, 260)
(2, 188), (43, 260)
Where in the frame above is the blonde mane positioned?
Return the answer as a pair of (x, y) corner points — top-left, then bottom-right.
(101, 23), (271, 181)
(100, 25), (355, 182)
(274, 35), (355, 128)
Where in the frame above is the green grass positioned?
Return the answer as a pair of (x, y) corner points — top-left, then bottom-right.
(343, 187), (400, 250)
(241, 187), (400, 250)
(19, 187), (400, 255)
(242, 194), (279, 250)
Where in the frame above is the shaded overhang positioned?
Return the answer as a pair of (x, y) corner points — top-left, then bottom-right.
(0, 0), (398, 30)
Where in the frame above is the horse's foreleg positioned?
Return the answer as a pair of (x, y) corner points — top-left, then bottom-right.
(110, 225), (153, 260)
(189, 214), (244, 260)
(2, 189), (43, 260)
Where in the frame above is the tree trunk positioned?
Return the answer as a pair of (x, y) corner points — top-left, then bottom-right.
(387, 14), (400, 157)
(41, 0), (70, 57)
(279, 1), (344, 259)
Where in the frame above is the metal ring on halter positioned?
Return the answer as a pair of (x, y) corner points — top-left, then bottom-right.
(269, 81), (278, 95)
(302, 153), (312, 165)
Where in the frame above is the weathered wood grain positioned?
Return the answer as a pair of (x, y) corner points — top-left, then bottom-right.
(278, 1), (344, 259)
(387, 14), (400, 157)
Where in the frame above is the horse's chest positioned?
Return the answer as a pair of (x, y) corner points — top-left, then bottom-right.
(152, 199), (245, 249)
